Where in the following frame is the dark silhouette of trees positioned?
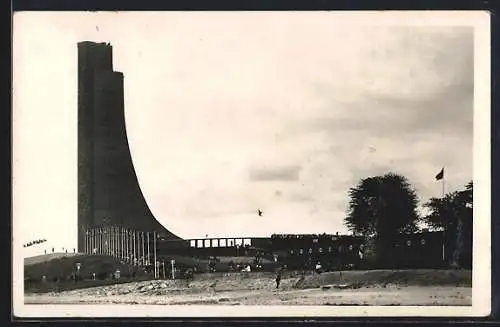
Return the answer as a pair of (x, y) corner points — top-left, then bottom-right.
(345, 172), (420, 267)
(422, 181), (473, 268)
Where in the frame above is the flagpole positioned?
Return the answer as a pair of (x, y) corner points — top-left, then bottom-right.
(125, 229), (129, 262)
(86, 227), (89, 254)
(109, 226), (112, 256)
(137, 231), (141, 265)
(103, 227), (106, 255)
(442, 176), (445, 198)
(121, 227), (125, 260)
(104, 227), (106, 255)
(87, 228), (90, 254)
(138, 231), (141, 266)
(110, 226), (113, 256)
(114, 227), (117, 257)
(128, 230), (131, 263)
(110, 226), (114, 256)
(147, 232), (150, 266)
(142, 231), (146, 266)
(118, 227), (121, 259)
(102, 227), (105, 255)
(115, 226), (118, 257)
(119, 226), (122, 259)
(84, 228), (87, 254)
(116, 226), (119, 258)
(153, 231), (157, 279)
(441, 167), (446, 263)
(102, 227), (104, 255)
(109, 226), (115, 257)
(137, 231), (141, 266)
(108, 226), (110, 256)
(133, 231), (137, 265)
(88, 228), (91, 255)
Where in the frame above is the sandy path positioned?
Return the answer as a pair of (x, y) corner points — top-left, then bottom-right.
(25, 286), (471, 306)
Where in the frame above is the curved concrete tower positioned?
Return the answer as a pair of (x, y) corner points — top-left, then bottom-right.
(77, 41), (181, 252)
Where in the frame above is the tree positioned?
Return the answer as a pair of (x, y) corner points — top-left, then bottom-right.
(422, 180), (473, 268)
(345, 172), (420, 267)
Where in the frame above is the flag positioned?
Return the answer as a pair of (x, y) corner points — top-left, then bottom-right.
(435, 167), (444, 181)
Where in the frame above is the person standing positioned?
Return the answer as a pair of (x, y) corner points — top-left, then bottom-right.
(275, 270), (282, 289)
(315, 261), (322, 274)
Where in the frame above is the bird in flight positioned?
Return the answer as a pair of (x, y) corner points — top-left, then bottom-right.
(257, 209), (263, 217)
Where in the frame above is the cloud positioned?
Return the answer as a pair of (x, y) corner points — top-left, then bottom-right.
(14, 12), (476, 243)
(249, 165), (302, 182)
(289, 192), (313, 202)
(120, 24), (475, 237)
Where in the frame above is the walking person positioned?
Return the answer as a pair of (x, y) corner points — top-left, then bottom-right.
(275, 270), (282, 289)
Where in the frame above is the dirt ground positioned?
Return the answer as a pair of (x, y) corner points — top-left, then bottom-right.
(25, 286), (471, 306)
(24, 272), (472, 306)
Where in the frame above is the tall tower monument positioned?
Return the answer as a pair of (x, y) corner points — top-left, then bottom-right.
(77, 41), (181, 252)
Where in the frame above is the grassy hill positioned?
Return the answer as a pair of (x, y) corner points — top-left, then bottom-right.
(24, 254), (149, 293)
(24, 254), (145, 281)
(24, 253), (276, 293)
(24, 252), (80, 266)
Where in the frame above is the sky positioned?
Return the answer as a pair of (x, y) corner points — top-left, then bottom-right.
(13, 12), (479, 257)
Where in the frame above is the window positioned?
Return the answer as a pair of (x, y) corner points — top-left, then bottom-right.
(308, 248), (313, 254)
(407, 240), (412, 247)
(190, 240), (196, 247)
(349, 245), (353, 251)
(421, 239), (426, 245)
(319, 248), (323, 253)
(290, 250), (294, 254)
(219, 239), (227, 247)
(299, 249), (304, 255)
(328, 246), (332, 253)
